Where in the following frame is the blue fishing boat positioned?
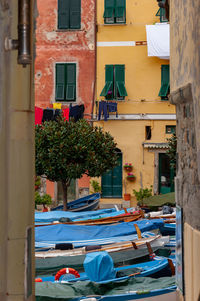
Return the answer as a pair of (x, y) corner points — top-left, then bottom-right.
(35, 219), (164, 249)
(51, 193), (101, 212)
(160, 223), (176, 236)
(36, 252), (171, 284)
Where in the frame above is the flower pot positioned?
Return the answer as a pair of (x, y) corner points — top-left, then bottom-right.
(124, 193), (131, 201)
(127, 176), (136, 181)
(124, 166), (133, 172)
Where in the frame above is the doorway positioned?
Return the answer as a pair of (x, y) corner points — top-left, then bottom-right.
(101, 150), (122, 198)
(159, 153), (175, 194)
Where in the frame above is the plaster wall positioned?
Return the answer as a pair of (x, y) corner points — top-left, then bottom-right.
(95, 0), (176, 199)
(35, 0), (95, 115)
(170, 1), (200, 300)
(0, 0), (35, 300)
(170, 0), (200, 232)
(98, 119), (176, 197)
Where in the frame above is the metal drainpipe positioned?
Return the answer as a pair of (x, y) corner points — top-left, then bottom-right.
(91, 0), (97, 123)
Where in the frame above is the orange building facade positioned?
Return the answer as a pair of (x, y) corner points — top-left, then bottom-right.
(35, 0), (96, 201)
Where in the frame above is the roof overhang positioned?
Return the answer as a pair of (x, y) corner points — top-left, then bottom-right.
(143, 142), (169, 149)
(146, 23), (170, 60)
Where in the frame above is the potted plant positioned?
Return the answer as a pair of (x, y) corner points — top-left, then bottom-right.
(127, 172), (136, 181)
(123, 163), (133, 172)
(35, 176), (41, 191)
(133, 187), (152, 208)
(90, 180), (101, 193)
(35, 191), (52, 211)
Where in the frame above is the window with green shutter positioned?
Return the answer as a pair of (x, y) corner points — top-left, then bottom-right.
(158, 65), (170, 100)
(58, 0), (81, 30)
(156, 0), (168, 23)
(104, 0), (126, 24)
(100, 65), (127, 100)
(56, 63), (76, 102)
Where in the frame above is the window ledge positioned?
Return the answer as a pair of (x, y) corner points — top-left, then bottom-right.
(102, 23), (127, 26)
(56, 29), (82, 32)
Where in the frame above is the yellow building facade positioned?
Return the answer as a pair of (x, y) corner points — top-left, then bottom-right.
(94, 0), (176, 205)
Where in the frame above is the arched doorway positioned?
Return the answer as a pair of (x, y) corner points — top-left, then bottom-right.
(101, 149), (122, 198)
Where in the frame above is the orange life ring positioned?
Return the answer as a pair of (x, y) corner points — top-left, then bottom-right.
(35, 278), (43, 282)
(55, 268), (80, 281)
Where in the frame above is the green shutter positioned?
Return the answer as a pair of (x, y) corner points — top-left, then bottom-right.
(115, 65), (127, 98)
(100, 65), (114, 97)
(101, 169), (113, 197)
(103, 0), (115, 18)
(56, 64), (65, 101)
(112, 154), (122, 197)
(101, 153), (122, 198)
(155, 0), (167, 23)
(100, 82), (113, 97)
(70, 0), (81, 29)
(58, 0), (70, 29)
(159, 65), (170, 98)
(66, 64), (76, 101)
(115, 0), (126, 21)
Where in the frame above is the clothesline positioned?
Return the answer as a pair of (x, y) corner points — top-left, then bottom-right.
(35, 104), (85, 125)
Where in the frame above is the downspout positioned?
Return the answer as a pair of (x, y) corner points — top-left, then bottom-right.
(91, 0), (97, 123)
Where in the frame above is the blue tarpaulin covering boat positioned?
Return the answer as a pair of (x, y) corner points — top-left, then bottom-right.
(35, 219), (164, 249)
(35, 277), (176, 301)
(35, 207), (118, 224)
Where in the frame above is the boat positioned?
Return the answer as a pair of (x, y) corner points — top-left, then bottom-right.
(51, 193), (101, 212)
(35, 219), (165, 249)
(35, 276), (176, 301)
(35, 235), (170, 275)
(35, 210), (143, 227)
(35, 252), (172, 284)
(35, 206), (119, 224)
(160, 223), (176, 236)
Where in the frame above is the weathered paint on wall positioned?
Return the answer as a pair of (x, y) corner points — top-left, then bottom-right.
(35, 0), (95, 115)
(170, 0), (200, 300)
(94, 0), (176, 202)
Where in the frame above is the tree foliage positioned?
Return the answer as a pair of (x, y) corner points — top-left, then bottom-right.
(166, 133), (177, 169)
(35, 117), (118, 210)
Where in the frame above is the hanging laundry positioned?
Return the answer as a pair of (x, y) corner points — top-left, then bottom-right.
(42, 108), (54, 122)
(35, 106), (43, 125)
(69, 104), (85, 122)
(107, 102), (118, 118)
(98, 101), (109, 121)
(53, 103), (62, 110)
(63, 108), (69, 121)
(53, 109), (61, 121)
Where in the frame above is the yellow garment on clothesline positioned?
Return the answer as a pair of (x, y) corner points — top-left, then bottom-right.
(53, 103), (62, 110)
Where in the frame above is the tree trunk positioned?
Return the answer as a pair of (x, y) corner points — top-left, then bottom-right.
(62, 181), (68, 211)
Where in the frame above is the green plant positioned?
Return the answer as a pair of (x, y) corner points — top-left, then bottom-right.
(133, 186), (152, 206)
(35, 116), (118, 210)
(35, 191), (42, 205)
(166, 133), (177, 169)
(35, 191), (52, 206)
(90, 180), (101, 193)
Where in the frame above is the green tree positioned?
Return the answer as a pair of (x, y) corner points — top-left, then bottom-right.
(166, 133), (177, 169)
(35, 117), (118, 210)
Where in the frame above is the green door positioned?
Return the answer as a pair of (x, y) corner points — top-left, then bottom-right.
(159, 153), (175, 194)
(101, 152), (122, 198)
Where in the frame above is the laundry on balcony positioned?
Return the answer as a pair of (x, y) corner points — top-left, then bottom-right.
(98, 101), (118, 121)
(146, 23), (170, 59)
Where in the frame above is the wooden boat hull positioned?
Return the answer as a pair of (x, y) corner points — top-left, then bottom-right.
(35, 235), (170, 275)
